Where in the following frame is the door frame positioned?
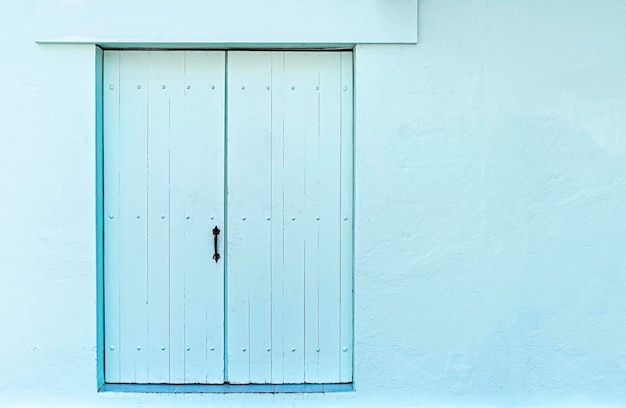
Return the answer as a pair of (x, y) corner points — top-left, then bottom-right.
(96, 47), (356, 392)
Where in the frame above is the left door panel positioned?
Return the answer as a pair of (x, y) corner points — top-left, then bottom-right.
(104, 51), (226, 384)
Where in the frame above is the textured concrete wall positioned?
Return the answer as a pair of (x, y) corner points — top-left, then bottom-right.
(1, 1), (626, 406)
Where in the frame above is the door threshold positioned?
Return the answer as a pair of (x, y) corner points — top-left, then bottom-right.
(100, 383), (353, 393)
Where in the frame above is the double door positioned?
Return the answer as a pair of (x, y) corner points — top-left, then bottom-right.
(103, 50), (353, 384)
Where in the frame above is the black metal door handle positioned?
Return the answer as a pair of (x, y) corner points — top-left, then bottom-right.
(212, 226), (220, 262)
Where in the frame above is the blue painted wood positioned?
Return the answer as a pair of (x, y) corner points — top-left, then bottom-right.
(104, 51), (226, 385)
(226, 51), (274, 384)
(315, 52), (343, 382)
(302, 52), (322, 384)
(269, 51), (286, 383)
(280, 52), (308, 384)
(95, 45), (105, 390)
(167, 52), (188, 383)
(104, 50), (352, 387)
(118, 51), (150, 383)
(339, 51), (354, 383)
(177, 51), (226, 383)
(100, 383), (353, 393)
(145, 51), (177, 384)
(226, 51), (353, 384)
(103, 50), (122, 383)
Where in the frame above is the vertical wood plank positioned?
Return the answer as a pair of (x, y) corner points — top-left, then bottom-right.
(118, 51), (149, 383)
(168, 51), (188, 384)
(243, 53), (273, 384)
(103, 50), (121, 383)
(96, 46), (105, 387)
(182, 51), (226, 384)
(226, 51), (251, 383)
(145, 51), (176, 383)
(339, 52), (354, 383)
(303, 52), (322, 384)
(227, 51), (273, 384)
(316, 52), (343, 383)
(269, 52), (286, 383)
(281, 52), (308, 384)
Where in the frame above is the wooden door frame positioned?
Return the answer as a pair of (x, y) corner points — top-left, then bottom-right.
(96, 47), (356, 392)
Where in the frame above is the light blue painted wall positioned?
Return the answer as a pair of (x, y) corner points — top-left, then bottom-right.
(1, 0), (625, 406)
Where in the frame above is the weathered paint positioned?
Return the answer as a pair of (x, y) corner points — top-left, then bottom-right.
(1, 0), (626, 406)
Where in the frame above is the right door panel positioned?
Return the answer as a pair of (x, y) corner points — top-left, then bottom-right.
(226, 51), (354, 384)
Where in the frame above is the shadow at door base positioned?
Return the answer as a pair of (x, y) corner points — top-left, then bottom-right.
(100, 382), (354, 393)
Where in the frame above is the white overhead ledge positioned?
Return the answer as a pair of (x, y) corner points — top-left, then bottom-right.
(35, 0), (418, 45)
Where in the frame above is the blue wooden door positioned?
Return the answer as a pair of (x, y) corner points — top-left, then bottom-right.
(104, 50), (352, 385)
(103, 51), (226, 384)
(226, 51), (353, 384)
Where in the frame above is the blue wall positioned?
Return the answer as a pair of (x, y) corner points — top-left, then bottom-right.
(355, 2), (626, 405)
(0, 0), (625, 406)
